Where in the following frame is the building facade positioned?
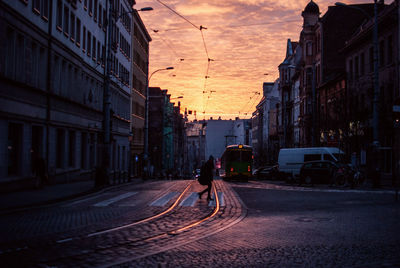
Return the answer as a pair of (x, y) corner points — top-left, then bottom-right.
(130, 9), (151, 177)
(342, 1), (398, 175)
(148, 87), (186, 178)
(252, 81), (280, 166)
(0, 0), (135, 189)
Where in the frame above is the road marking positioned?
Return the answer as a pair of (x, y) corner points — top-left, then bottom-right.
(150, 192), (178, 207)
(63, 193), (110, 207)
(180, 192), (199, 207)
(93, 192), (137, 207)
(208, 192), (224, 207)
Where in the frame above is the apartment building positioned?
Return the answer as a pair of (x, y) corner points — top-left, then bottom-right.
(0, 0), (134, 189)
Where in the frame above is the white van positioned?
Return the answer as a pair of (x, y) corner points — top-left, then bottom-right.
(277, 147), (345, 178)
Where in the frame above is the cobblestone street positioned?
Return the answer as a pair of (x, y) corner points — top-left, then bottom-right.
(1, 179), (399, 267)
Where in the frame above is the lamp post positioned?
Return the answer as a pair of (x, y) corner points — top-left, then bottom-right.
(103, 2), (152, 185)
(144, 67), (174, 177)
(335, 1), (380, 185)
(170, 96), (183, 100)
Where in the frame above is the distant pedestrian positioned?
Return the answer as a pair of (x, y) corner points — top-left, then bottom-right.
(198, 155), (215, 201)
(32, 151), (48, 187)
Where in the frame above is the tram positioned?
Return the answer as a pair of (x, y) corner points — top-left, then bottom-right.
(220, 144), (253, 181)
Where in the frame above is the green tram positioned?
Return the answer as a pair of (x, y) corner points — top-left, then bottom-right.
(220, 144), (253, 181)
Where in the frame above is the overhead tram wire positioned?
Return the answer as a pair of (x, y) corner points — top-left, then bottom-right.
(151, 19), (302, 32)
(151, 29), (180, 59)
(238, 92), (259, 118)
(155, 0), (213, 120)
(244, 92), (262, 119)
(155, 0), (200, 30)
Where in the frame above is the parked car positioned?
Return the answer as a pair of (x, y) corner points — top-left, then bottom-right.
(278, 147), (346, 181)
(253, 165), (279, 180)
(299, 160), (348, 185)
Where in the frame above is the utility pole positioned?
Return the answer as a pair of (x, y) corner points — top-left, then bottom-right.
(99, 0), (112, 186)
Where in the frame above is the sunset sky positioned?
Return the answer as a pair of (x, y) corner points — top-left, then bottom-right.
(136, 0), (377, 120)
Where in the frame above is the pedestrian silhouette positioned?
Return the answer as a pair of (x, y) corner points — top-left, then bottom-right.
(32, 151), (48, 187)
(198, 155), (215, 201)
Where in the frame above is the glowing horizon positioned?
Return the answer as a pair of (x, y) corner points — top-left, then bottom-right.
(137, 0), (379, 120)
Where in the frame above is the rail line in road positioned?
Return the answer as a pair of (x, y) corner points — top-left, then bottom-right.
(1, 180), (227, 267)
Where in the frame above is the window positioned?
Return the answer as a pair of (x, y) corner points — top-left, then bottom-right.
(68, 131), (76, 167)
(76, 18), (81, 46)
(379, 40), (384, 67)
(56, 129), (65, 168)
(101, 45), (105, 65)
(89, 0), (93, 16)
(8, 123), (22, 176)
(42, 0), (49, 20)
(306, 67), (312, 86)
(31, 126), (43, 163)
(87, 31), (91, 56)
(33, 0), (40, 14)
(360, 52), (365, 76)
(323, 154), (334, 161)
(97, 41), (100, 63)
(304, 154), (321, 162)
(99, 5), (102, 27)
(387, 35), (393, 64)
(81, 132), (87, 169)
(306, 42), (313, 56)
(70, 12), (75, 41)
(369, 47), (374, 72)
(103, 9), (107, 31)
(63, 5), (69, 36)
(89, 133), (95, 168)
(354, 56), (359, 78)
(94, 0), (98, 21)
(349, 59), (353, 79)
(82, 26), (86, 52)
(56, 0), (63, 30)
(84, 0), (87, 10)
(92, 36), (96, 60)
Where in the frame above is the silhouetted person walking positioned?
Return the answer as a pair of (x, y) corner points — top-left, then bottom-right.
(32, 151), (48, 187)
(198, 155), (215, 201)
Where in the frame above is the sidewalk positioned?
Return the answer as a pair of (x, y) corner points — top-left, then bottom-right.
(0, 178), (145, 213)
(0, 180), (96, 213)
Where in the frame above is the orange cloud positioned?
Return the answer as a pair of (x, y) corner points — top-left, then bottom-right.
(137, 0), (385, 120)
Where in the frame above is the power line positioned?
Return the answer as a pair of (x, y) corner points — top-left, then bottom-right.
(155, 0), (214, 119)
(238, 92), (260, 118)
(244, 93), (262, 118)
(155, 0), (199, 30)
(151, 29), (180, 58)
(150, 19), (302, 32)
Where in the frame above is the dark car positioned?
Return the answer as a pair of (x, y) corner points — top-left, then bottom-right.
(253, 165), (279, 180)
(299, 160), (347, 185)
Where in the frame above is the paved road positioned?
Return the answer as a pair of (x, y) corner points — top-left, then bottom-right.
(125, 181), (400, 267)
(0, 179), (243, 267)
(1, 179), (399, 267)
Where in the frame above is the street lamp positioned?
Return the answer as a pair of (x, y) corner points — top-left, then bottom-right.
(137, 7), (154, 12)
(143, 67), (174, 177)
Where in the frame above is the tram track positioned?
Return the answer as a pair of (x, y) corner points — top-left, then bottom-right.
(1, 181), (224, 267)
